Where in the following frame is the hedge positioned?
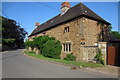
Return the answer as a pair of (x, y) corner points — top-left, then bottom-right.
(25, 35), (62, 59)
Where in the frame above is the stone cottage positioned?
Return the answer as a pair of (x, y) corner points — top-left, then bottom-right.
(28, 2), (110, 62)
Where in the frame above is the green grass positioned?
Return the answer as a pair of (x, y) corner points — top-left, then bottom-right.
(24, 51), (103, 68)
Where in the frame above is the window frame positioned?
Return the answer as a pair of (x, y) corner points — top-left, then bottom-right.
(62, 42), (71, 53)
(64, 26), (69, 33)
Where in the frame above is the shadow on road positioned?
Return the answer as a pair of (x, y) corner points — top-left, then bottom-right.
(1, 54), (20, 60)
(2, 49), (18, 52)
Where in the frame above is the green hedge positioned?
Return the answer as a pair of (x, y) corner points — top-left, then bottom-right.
(64, 54), (76, 61)
(42, 40), (62, 59)
(25, 35), (62, 59)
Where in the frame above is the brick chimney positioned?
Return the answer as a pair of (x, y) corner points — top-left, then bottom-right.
(35, 22), (40, 27)
(61, 2), (70, 15)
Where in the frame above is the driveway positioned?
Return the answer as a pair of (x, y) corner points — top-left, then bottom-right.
(2, 49), (118, 78)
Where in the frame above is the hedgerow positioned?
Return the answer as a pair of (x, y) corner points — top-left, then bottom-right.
(42, 40), (62, 59)
(25, 35), (62, 59)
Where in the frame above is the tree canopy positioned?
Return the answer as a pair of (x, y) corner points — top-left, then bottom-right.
(108, 25), (120, 40)
(2, 16), (28, 50)
(110, 31), (120, 39)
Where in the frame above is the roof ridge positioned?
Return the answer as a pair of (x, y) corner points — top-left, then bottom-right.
(34, 2), (82, 30)
(37, 2), (84, 27)
(80, 2), (84, 14)
(81, 3), (107, 22)
(29, 2), (110, 37)
(39, 14), (60, 26)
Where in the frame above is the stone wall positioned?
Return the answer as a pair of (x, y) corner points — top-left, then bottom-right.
(45, 18), (81, 60)
(98, 42), (107, 65)
(29, 17), (108, 62)
(80, 46), (98, 62)
(82, 17), (108, 46)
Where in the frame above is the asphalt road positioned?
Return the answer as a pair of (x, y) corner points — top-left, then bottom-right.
(2, 49), (118, 78)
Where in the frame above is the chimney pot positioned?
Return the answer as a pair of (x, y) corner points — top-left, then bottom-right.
(61, 2), (70, 15)
(61, 2), (70, 8)
(35, 22), (40, 26)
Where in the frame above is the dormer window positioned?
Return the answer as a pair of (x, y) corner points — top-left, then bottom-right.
(64, 26), (69, 33)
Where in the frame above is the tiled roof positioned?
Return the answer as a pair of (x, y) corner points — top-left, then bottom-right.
(29, 2), (111, 37)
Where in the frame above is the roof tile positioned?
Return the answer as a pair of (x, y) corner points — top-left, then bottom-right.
(29, 3), (110, 37)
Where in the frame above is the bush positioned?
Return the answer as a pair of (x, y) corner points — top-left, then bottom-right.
(25, 35), (62, 59)
(64, 54), (76, 61)
(94, 48), (105, 65)
(25, 40), (34, 49)
(42, 40), (62, 59)
(33, 35), (56, 50)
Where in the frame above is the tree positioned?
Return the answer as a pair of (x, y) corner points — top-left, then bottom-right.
(108, 26), (120, 40)
(108, 25), (112, 32)
(110, 31), (120, 39)
(2, 16), (28, 50)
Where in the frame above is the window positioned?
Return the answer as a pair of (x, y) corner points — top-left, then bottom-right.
(64, 26), (69, 33)
(63, 43), (71, 52)
(42, 32), (46, 36)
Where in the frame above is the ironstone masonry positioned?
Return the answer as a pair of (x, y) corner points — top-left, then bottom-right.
(28, 2), (110, 63)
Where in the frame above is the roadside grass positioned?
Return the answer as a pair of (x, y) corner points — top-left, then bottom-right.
(24, 51), (103, 68)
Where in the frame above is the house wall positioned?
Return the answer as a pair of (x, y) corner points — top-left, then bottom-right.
(81, 17), (108, 46)
(79, 17), (108, 61)
(45, 18), (81, 61)
(29, 17), (108, 61)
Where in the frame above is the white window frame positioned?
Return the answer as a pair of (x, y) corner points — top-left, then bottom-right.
(62, 42), (71, 53)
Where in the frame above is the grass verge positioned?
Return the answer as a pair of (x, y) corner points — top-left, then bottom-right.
(24, 51), (103, 68)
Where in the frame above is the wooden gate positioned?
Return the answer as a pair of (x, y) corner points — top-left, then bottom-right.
(107, 47), (119, 66)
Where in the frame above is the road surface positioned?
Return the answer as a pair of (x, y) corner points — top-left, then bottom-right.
(2, 49), (118, 78)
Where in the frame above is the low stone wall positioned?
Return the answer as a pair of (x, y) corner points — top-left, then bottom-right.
(28, 47), (40, 54)
(33, 47), (40, 54)
(28, 47), (33, 51)
(80, 46), (98, 62)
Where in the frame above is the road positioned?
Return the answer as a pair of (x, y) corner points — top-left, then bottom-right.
(2, 49), (117, 78)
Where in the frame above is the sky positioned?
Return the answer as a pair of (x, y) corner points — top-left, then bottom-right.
(2, 2), (119, 38)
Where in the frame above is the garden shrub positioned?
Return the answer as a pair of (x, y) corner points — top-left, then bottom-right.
(42, 40), (62, 59)
(94, 48), (105, 65)
(25, 35), (62, 59)
(64, 54), (76, 61)
(33, 35), (55, 50)
(25, 40), (34, 49)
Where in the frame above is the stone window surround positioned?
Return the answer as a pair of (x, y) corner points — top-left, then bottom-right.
(64, 26), (69, 33)
(62, 41), (72, 53)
